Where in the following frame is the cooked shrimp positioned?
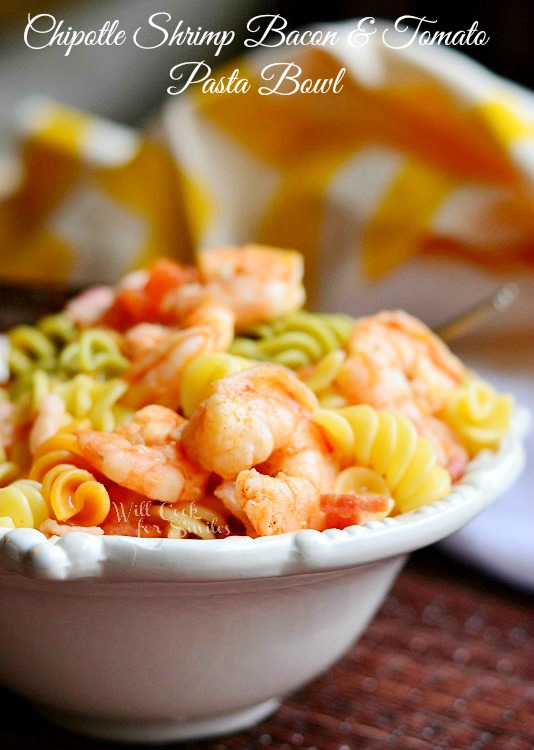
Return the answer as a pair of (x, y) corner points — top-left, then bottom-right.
(101, 260), (197, 330)
(124, 326), (223, 410)
(235, 418), (338, 536)
(123, 323), (173, 360)
(165, 295), (235, 350)
(65, 285), (115, 327)
(29, 394), (70, 454)
(163, 245), (305, 331)
(337, 310), (465, 412)
(214, 479), (254, 534)
(183, 364), (318, 479)
(77, 405), (209, 503)
(336, 310), (468, 477)
(40, 519), (105, 537)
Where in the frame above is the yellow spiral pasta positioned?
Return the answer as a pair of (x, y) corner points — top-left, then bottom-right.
(15, 371), (132, 431)
(230, 311), (354, 369)
(333, 466), (392, 498)
(29, 428), (90, 482)
(0, 479), (49, 529)
(440, 377), (513, 455)
(315, 405), (452, 513)
(29, 430), (110, 526)
(0, 445), (20, 488)
(298, 350), (348, 408)
(54, 375), (132, 432)
(41, 464), (110, 526)
(157, 498), (230, 540)
(180, 352), (255, 417)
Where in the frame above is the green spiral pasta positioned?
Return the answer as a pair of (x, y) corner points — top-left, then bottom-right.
(58, 329), (128, 377)
(8, 314), (127, 387)
(7, 314), (76, 376)
(315, 405), (452, 514)
(230, 311), (354, 369)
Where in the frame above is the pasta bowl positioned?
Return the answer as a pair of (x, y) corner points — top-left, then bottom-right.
(0, 408), (528, 744)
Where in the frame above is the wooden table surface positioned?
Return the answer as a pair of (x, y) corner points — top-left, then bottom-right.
(1, 547), (532, 750)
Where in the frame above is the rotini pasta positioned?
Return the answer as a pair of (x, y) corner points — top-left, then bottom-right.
(14, 370), (132, 432)
(29, 430), (110, 526)
(157, 498), (230, 539)
(440, 377), (513, 455)
(58, 329), (128, 377)
(230, 311), (354, 369)
(298, 350), (348, 408)
(0, 479), (49, 529)
(7, 314), (76, 376)
(8, 316), (128, 419)
(41, 464), (110, 526)
(29, 429), (90, 481)
(54, 376), (132, 432)
(0, 445), (20, 487)
(180, 352), (254, 417)
(314, 405), (452, 513)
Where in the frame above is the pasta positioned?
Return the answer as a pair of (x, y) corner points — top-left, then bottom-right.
(41, 465), (110, 526)
(0, 446), (20, 488)
(157, 498), (231, 539)
(58, 329), (128, 377)
(298, 350), (348, 408)
(29, 429), (110, 526)
(29, 429), (91, 482)
(180, 353), (254, 418)
(440, 376), (513, 455)
(7, 314), (76, 376)
(314, 405), (452, 513)
(0, 479), (49, 529)
(8, 316), (127, 416)
(14, 371), (132, 432)
(0, 246), (514, 538)
(54, 376), (132, 432)
(230, 311), (354, 369)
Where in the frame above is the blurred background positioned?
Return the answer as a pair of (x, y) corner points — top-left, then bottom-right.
(282, 0), (534, 89)
(0, 0), (275, 151)
(0, 0), (532, 145)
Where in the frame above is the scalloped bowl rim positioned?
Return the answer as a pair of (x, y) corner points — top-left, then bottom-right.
(0, 408), (529, 583)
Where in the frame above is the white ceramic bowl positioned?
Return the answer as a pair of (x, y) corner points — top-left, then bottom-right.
(0, 409), (529, 744)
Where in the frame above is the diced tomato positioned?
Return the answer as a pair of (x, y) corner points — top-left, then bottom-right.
(101, 486), (166, 538)
(145, 258), (197, 301)
(104, 258), (198, 331)
(319, 493), (392, 530)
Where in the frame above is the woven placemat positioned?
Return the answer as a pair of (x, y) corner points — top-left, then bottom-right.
(1, 547), (532, 750)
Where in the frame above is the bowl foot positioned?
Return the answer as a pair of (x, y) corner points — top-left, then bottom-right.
(37, 699), (281, 744)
